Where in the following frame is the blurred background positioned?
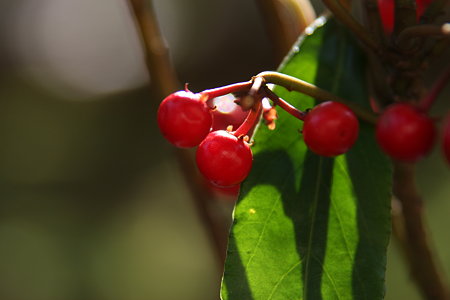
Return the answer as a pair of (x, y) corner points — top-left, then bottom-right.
(0, 0), (448, 299)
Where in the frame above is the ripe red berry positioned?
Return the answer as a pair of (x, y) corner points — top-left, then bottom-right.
(196, 130), (253, 187)
(302, 101), (359, 157)
(211, 95), (249, 131)
(157, 90), (212, 148)
(442, 113), (450, 164)
(376, 103), (436, 162)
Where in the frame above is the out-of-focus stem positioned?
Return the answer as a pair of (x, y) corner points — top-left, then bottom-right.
(127, 0), (228, 267)
(420, 0), (449, 24)
(393, 162), (450, 300)
(322, 0), (382, 55)
(397, 23), (450, 47)
(128, 0), (179, 96)
(394, 0), (417, 36)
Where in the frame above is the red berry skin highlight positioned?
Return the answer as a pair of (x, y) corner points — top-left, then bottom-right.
(302, 101), (359, 157)
(211, 95), (249, 131)
(196, 130), (253, 187)
(157, 91), (212, 148)
(442, 114), (450, 164)
(376, 103), (436, 162)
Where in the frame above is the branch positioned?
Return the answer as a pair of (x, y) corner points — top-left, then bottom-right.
(397, 23), (450, 47)
(127, 0), (228, 267)
(257, 71), (378, 124)
(322, 0), (382, 55)
(392, 162), (450, 300)
(128, 0), (179, 96)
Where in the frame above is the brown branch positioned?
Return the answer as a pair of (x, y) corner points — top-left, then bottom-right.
(397, 23), (450, 47)
(392, 161), (450, 300)
(128, 0), (179, 96)
(127, 0), (228, 267)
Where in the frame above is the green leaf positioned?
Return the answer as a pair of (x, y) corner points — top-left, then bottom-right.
(221, 18), (392, 300)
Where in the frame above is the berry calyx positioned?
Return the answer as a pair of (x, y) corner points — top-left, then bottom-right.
(211, 95), (249, 131)
(376, 103), (436, 162)
(157, 90), (212, 148)
(442, 113), (450, 164)
(196, 130), (253, 187)
(302, 101), (359, 157)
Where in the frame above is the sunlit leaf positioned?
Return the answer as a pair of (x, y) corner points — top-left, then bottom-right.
(221, 18), (392, 300)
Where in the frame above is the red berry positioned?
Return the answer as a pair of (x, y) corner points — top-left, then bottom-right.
(302, 101), (359, 157)
(376, 103), (436, 162)
(196, 130), (253, 187)
(442, 113), (450, 164)
(211, 95), (249, 131)
(157, 90), (212, 148)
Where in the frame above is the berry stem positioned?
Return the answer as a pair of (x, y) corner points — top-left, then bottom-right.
(200, 81), (253, 101)
(257, 71), (378, 124)
(321, 0), (382, 55)
(263, 86), (306, 120)
(393, 162), (450, 300)
(419, 65), (450, 111)
(233, 100), (263, 138)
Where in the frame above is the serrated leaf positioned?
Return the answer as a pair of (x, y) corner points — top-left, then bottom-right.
(221, 18), (392, 300)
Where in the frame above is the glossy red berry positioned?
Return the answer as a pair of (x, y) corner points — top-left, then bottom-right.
(211, 95), (249, 131)
(376, 103), (436, 162)
(302, 101), (359, 157)
(442, 113), (450, 164)
(157, 90), (212, 148)
(196, 130), (253, 187)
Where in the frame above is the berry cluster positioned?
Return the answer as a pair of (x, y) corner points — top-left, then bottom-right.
(157, 78), (360, 189)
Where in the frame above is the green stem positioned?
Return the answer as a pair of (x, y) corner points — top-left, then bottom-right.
(257, 71), (378, 124)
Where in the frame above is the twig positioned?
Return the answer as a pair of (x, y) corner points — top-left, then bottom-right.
(392, 162), (450, 300)
(322, 0), (382, 55)
(257, 71), (378, 124)
(419, 64), (450, 111)
(128, 0), (179, 96)
(127, 0), (228, 266)
(397, 23), (450, 47)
